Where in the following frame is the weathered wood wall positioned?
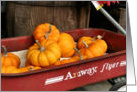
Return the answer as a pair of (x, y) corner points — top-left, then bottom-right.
(6, 1), (91, 37)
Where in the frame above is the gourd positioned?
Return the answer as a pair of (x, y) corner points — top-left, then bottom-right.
(27, 40), (61, 67)
(1, 45), (20, 68)
(57, 33), (76, 57)
(33, 23), (60, 42)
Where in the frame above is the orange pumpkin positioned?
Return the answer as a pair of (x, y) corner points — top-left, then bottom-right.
(87, 35), (107, 57)
(40, 39), (56, 47)
(27, 40), (61, 67)
(77, 36), (93, 49)
(54, 35), (107, 65)
(1, 66), (19, 73)
(33, 23), (60, 42)
(57, 33), (76, 57)
(1, 46), (20, 68)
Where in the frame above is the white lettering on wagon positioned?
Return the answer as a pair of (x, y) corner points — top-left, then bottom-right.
(120, 61), (126, 66)
(100, 62), (119, 73)
(44, 61), (126, 85)
(45, 76), (64, 85)
(64, 66), (98, 80)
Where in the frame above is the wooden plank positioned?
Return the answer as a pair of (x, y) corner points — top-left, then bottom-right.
(6, 1), (90, 36)
(53, 7), (78, 31)
(9, 2), (54, 36)
(119, 8), (126, 31)
(6, 2), (15, 37)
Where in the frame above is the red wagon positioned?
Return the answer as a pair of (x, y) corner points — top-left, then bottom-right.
(1, 28), (126, 91)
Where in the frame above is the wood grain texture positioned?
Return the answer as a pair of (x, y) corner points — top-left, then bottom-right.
(6, 2), (15, 37)
(119, 8), (126, 31)
(6, 1), (90, 37)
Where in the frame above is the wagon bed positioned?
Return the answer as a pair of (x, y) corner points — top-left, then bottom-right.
(1, 28), (126, 91)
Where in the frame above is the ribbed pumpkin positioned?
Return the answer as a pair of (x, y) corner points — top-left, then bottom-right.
(1, 46), (20, 68)
(27, 40), (61, 67)
(77, 36), (93, 49)
(57, 33), (76, 57)
(87, 35), (107, 57)
(1, 66), (19, 73)
(54, 35), (107, 65)
(33, 23), (60, 42)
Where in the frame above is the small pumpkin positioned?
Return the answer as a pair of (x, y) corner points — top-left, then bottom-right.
(27, 40), (61, 67)
(57, 33), (76, 57)
(1, 46), (20, 68)
(33, 23), (60, 42)
(40, 39), (56, 47)
(1, 66), (19, 73)
(77, 42), (94, 59)
(77, 35), (107, 59)
(87, 35), (107, 57)
(77, 36), (93, 49)
(54, 35), (107, 65)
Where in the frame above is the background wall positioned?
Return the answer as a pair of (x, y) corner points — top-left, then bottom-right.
(1, 1), (126, 38)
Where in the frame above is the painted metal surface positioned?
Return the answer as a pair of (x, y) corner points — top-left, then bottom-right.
(1, 28), (126, 91)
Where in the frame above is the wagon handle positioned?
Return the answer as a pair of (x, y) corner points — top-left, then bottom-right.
(91, 1), (126, 35)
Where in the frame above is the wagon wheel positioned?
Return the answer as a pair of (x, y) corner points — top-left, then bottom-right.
(109, 80), (126, 91)
(108, 75), (126, 91)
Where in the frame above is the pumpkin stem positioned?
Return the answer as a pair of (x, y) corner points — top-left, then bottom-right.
(97, 35), (103, 39)
(44, 35), (48, 39)
(73, 48), (83, 60)
(74, 51), (78, 56)
(35, 40), (45, 51)
(82, 41), (88, 48)
(93, 33), (105, 41)
(44, 24), (52, 39)
(2, 45), (8, 56)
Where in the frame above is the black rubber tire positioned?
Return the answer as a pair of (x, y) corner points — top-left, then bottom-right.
(109, 80), (126, 91)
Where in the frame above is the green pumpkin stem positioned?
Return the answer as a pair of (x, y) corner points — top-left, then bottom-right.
(73, 48), (83, 60)
(44, 24), (52, 39)
(2, 45), (8, 56)
(82, 41), (88, 48)
(35, 40), (45, 51)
